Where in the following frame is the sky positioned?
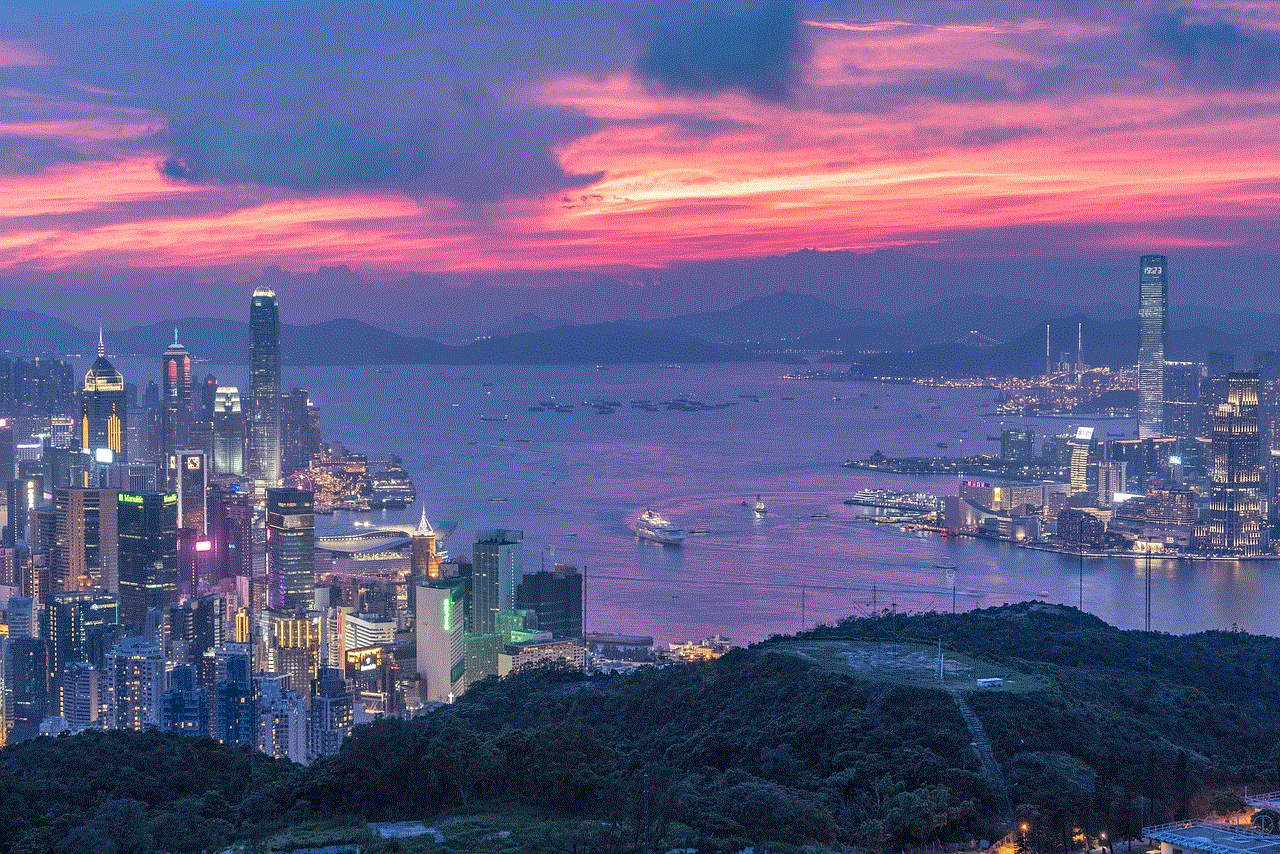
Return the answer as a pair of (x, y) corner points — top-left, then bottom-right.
(2, 1), (1280, 332)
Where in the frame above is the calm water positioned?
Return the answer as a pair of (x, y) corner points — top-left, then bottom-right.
(101, 357), (1280, 643)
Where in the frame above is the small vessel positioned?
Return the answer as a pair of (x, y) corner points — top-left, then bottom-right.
(480, 414), (508, 422)
(935, 563), (958, 570)
(635, 508), (685, 545)
(936, 442), (949, 449)
(809, 512), (829, 519)
(753, 495), (767, 516)
(488, 496), (507, 503)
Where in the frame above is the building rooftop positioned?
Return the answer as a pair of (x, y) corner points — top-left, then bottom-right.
(1146, 822), (1280, 854)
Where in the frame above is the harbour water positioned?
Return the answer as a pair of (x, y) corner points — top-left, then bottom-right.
(101, 357), (1280, 643)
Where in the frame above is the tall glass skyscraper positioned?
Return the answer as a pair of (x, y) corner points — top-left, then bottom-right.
(248, 286), (282, 486)
(1138, 255), (1168, 439)
(82, 330), (127, 461)
(161, 329), (192, 464)
(265, 487), (314, 611)
(1207, 373), (1264, 554)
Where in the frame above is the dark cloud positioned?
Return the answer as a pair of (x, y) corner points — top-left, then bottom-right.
(635, 1), (810, 102)
(1146, 9), (1280, 89)
(0, 136), (88, 174)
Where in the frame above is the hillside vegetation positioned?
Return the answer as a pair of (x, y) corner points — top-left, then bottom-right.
(3, 603), (1275, 854)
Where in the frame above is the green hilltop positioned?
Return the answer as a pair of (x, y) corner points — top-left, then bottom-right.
(3, 602), (1277, 854)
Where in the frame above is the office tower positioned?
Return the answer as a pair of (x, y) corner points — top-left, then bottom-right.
(266, 487), (314, 611)
(999, 428), (1035, 464)
(416, 580), (466, 704)
(1163, 361), (1205, 445)
(1254, 351), (1280, 462)
(4, 477), (40, 549)
(471, 529), (522, 635)
(44, 445), (90, 491)
(209, 485), (252, 584)
(62, 661), (99, 730)
(409, 508), (443, 602)
(7, 594), (36, 637)
(212, 387), (245, 476)
(308, 667), (353, 761)
(161, 664), (209, 736)
(516, 563), (583, 639)
(0, 416), (15, 484)
(248, 286), (282, 487)
(214, 644), (256, 746)
(168, 450), (208, 535)
(1138, 255), (1168, 438)
(10, 636), (49, 743)
(1067, 427), (1097, 495)
(105, 637), (165, 730)
(161, 329), (193, 465)
(281, 388), (320, 476)
(49, 487), (118, 592)
(197, 374), (219, 424)
(117, 492), (179, 631)
(1207, 373), (1264, 553)
(1095, 460), (1127, 507)
(272, 614), (322, 699)
(41, 589), (118, 715)
(1204, 350), (1236, 430)
(81, 331), (127, 462)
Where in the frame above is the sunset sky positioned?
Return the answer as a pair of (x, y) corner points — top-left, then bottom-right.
(3, 1), (1280, 329)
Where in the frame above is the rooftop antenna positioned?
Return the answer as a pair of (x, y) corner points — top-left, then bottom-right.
(1045, 323), (1051, 377)
(97, 326), (105, 358)
(1077, 321), (1083, 380)
(173, 326), (179, 345)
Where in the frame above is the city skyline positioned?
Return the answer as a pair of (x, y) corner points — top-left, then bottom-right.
(4, 3), (1280, 328)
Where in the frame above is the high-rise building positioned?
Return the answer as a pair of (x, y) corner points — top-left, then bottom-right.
(10, 636), (48, 743)
(105, 636), (165, 731)
(282, 388), (320, 477)
(62, 661), (99, 730)
(161, 664), (209, 737)
(212, 387), (245, 476)
(1207, 373), (1264, 554)
(471, 529), (522, 635)
(168, 450), (208, 535)
(416, 580), (466, 704)
(409, 508), (443, 602)
(1254, 351), (1280, 463)
(81, 330), (127, 462)
(197, 374), (219, 424)
(0, 416), (15, 485)
(248, 286), (282, 487)
(1138, 255), (1168, 439)
(266, 487), (314, 611)
(209, 485), (253, 585)
(308, 667), (353, 762)
(999, 428), (1035, 464)
(1163, 361), (1205, 447)
(1067, 427), (1097, 495)
(515, 563), (583, 639)
(49, 487), (118, 592)
(117, 492), (178, 631)
(213, 644), (256, 747)
(161, 329), (193, 466)
(41, 588), (118, 715)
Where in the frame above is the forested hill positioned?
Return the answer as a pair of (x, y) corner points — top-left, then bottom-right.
(4, 603), (1279, 854)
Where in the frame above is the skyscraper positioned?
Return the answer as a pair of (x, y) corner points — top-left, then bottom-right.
(416, 579), (466, 704)
(49, 487), (118, 593)
(168, 450), (207, 535)
(471, 529), (522, 635)
(308, 667), (353, 762)
(1207, 373), (1264, 554)
(515, 562), (583, 639)
(105, 636), (165, 731)
(81, 330), (127, 462)
(248, 286), (282, 487)
(212, 386), (245, 476)
(266, 486), (314, 611)
(1138, 255), (1168, 439)
(161, 329), (193, 465)
(1163, 361), (1205, 446)
(117, 492), (179, 631)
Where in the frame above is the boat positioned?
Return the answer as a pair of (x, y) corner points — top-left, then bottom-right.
(753, 495), (767, 516)
(488, 496), (507, 503)
(936, 442), (949, 449)
(480, 414), (508, 422)
(635, 508), (685, 545)
(809, 512), (829, 519)
(367, 457), (416, 509)
(935, 563), (958, 570)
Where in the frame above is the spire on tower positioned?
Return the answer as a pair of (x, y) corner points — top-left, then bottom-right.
(97, 326), (105, 358)
(415, 506), (434, 537)
(173, 326), (179, 345)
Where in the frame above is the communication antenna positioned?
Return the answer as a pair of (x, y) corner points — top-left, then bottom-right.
(1077, 321), (1083, 378)
(1045, 323), (1051, 377)
(800, 587), (806, 631)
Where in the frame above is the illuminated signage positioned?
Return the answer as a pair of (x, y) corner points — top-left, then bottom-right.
(345, 647), (382, 674)
(163, 494), (177, 505)
(94, 447), (114, 464)
(119, 494), (144, 504)
(441, 597), (452, 632)
(1142, 266), (1163, 276)
(195, 540), (212, 552)
(185, 455), (202, 470)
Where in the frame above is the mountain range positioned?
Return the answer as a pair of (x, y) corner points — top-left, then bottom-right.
(2, 291), (1276, 368)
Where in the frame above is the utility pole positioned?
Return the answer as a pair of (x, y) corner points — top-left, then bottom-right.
(800, 587), (806, 631)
